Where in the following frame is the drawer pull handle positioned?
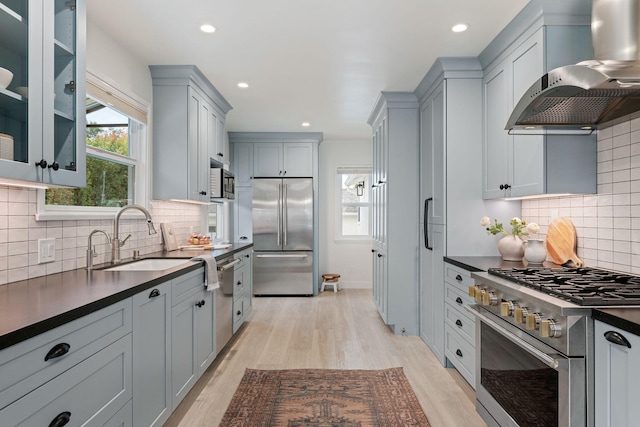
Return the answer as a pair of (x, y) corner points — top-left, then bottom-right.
(455, 297), (463, 305)
(455, 319), (463, 328)
(237, 281), (242, 286)
(455, 274), (462, 282)
(49, 411), (71, 427)
(245, 254), (250, 258)
(456, 349), (463, 358)
(605, 331), (632, 348)
(237, 310), (242, 316)
(195, 300), (206, 308)
(149, 289), (160, 298)
(45, 343), (71, 361)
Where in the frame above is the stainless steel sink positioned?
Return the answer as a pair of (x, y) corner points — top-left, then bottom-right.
(102, 258), (193, 271)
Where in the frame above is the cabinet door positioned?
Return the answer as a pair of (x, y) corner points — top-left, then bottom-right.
(419, 223), (445, 365)
(372, 246), (387, 322)
(188, 87), (205, 202)
(233, 142), (253, 187)
(421, 82), (446, 226)
(482, 64), (510, 199)
(132, 283), (171, 427)
(253, 143), (283, 177)
(509, 29), (545, 197)
(235, 186), (253, 242)
(171, 293), (197, 409)
(595, 321), (640, 427)
(195, 290), (215, 377)
(283, 142), (313, 177)
(217, 115), (227, 165)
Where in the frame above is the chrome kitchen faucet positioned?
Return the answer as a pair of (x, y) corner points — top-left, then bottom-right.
(111, 204), (157, 264)
(86, 229), (111, 271)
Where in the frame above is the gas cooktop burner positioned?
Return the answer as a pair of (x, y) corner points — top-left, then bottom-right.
(488, 267), (640, 306)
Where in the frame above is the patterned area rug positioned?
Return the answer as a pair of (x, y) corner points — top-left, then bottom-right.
(220, 367), (431, 426)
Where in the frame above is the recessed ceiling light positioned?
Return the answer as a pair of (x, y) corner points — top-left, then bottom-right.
(200, 24), (216, 33)
(301, 122), (311, 127)
(451, 23), (468, 33)
(237, 82), (249, 88)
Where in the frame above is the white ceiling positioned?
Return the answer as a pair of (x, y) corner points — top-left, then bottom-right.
(87, 0), (529, 141)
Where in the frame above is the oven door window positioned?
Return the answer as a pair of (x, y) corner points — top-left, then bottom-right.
(481, 322), (558, 426)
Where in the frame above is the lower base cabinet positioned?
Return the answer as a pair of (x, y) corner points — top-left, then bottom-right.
(133, 282), (172, 427)
(1, 334), (132, 426)
(595, 320), (640, 427)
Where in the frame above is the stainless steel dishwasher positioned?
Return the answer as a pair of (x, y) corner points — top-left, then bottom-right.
(215, 256), (239, 354)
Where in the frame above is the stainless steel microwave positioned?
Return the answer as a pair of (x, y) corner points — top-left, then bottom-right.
(210, 168), (235, 199)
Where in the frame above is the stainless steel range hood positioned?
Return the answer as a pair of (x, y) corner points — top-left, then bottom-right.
(507, 0), (640, 131)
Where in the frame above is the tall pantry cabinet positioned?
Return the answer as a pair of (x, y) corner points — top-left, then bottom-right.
(415, 58), (520, 369)
(367, 93), (419, 336)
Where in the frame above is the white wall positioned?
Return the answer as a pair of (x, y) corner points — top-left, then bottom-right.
(522, 118), (640, 274)
(319, 139), (373, 288)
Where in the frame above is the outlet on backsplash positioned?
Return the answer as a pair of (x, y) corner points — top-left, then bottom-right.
(37, 238), (55, 264)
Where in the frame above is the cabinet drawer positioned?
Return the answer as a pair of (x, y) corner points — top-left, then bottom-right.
(233, 297), (247, 334)
(445, 303), (475, 345)
(0, 334), (132, 427)
(444, 263), (475, 292)
(445, 282), (475, 309)
(233, 267), (247, 300)
(0, 299), (132, 410)
(235, 250), (252, 270)
(445, 327), (476, 388)
(172, 268), (206, 305)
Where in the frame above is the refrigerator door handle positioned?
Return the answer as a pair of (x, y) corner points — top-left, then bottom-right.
(255, 254), (309, 258)
(277, 183), (282, 246)
(283, 184), (288, 246)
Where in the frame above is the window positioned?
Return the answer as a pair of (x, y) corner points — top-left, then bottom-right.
(336, 166), (372, 241)
(37, 73), (149, 219)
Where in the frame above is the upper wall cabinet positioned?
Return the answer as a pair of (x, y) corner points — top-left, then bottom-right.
(150, 65), (232, 203)
(0, 0), (86, 187)
(254, 142), (313, 177)
(480, 3), (597, 199)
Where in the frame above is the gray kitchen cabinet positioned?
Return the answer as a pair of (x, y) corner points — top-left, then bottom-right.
(480, 13), (596, 199)
(253, 142), (313, 177)
(104, 400), (133, 427)
(234, 186), (253, 243)
(368, 92), (419, 335)
(170, 267), (211, 409)
(233, 142), (254, 187)
(0, 296), (133, 427)
(0, 0), (86, 187)
(443, 262), (477, 388)
(415, 57), (520, 368)
(594, 320), (640, 427)
(149, 65), (232, 202)
(132, 281), (171, 427)
(233, 248), (253, 332)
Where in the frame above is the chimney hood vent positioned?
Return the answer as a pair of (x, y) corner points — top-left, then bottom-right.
(507, 0), (640, 131)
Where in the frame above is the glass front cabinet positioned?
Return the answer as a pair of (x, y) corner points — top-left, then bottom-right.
(0, 0), (85, 187)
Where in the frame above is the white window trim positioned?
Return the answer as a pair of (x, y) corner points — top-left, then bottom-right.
(334, 165), (372, 243)
(36, 71), (151, 221)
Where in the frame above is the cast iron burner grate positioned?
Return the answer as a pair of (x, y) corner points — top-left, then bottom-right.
(488, 267), (640, 306)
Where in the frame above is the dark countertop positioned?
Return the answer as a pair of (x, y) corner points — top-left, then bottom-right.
(0, 243), (253, 351)
(444, 256), (562, 272)
(592, 308), (640, 336)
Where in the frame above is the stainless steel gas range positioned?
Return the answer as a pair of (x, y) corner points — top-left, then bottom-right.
(466, 267), (640, 427)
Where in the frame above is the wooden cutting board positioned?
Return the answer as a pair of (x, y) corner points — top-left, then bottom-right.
(546, 217), (583, 267)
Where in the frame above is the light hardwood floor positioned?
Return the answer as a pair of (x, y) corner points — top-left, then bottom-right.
(165, 289), (487, 427)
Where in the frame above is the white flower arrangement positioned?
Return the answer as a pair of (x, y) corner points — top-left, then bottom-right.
(480, 216), (539, 237)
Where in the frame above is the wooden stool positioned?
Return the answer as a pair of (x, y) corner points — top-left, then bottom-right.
(321, 274), (341, 292)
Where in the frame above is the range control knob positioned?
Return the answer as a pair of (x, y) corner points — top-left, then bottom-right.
(468, 286), (476, 297)
(526, 313), (542, 331)
(483, 292), (498, 306)
(540, 319), (562, 338)
(475, 288), (484, 303)
(500, 301), (516, 317)
(514, 307), (529, 323)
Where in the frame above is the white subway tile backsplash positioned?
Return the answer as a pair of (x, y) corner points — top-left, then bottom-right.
(613, 121), (631, 136)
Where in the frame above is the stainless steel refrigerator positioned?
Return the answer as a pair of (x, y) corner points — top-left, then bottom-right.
(252, 178), (314, 295)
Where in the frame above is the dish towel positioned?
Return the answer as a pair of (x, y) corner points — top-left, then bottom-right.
(191, 254), (219, 291)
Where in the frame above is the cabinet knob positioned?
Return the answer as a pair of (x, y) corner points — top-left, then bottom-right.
(217, 152), (223, 157)
(48, 162), (59, 171)
(279, 171), (282, 175)
(456, 349), (463, 357)
(240, 236), (248, 240)
(245, 254), (250, 258)
(149, 289), (160, 298)
(377, 253), (383, 257)
(199, 191), (207, 196)
(455, 274), (462, 282)
(455, 297), (463, 305)
(499, 184), (511, 190)
(237, 310), (242, 316)
(455, 319), (463, 328)
(35, 159), (48, 169)
(237, 281), (242, 286)
(49, 411), (71, 427)
(371, 249), (376, 253)
(195, 300), (206, 308)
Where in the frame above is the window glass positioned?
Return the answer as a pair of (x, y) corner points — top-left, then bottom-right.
(45, 100), (136, 208)
(336, 167), (372, 240)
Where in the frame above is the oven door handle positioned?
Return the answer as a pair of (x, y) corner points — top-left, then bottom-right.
(465, 305), (560, 370)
